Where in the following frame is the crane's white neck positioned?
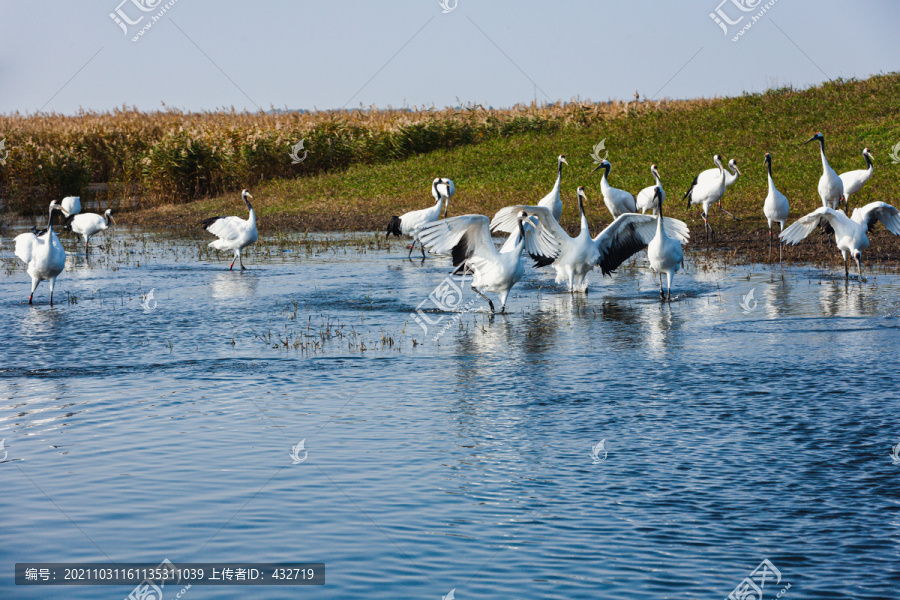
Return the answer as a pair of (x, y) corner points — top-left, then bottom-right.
(551, 169), (562, 193)
(599, 163), (611, 191)
(817, 140), (831, 172)
(45, 207), (56, 236)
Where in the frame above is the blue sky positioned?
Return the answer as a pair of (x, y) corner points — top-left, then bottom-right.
(0, 0), (897, 114)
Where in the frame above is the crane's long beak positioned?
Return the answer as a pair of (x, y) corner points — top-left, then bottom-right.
(561, 157), (569, 166)
(590, 163), (603, 174)
(804, 135), (817, 144)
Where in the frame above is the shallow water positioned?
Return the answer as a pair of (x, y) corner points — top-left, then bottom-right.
(2, 229), (899, 599)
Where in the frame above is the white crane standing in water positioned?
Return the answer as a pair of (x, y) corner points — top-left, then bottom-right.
(491, 186), (689, 293)
(200, 189), (258, 270)
(780, 201), (900, 281)
(70, 209), (114, 254)
(762, 153), (790, 263)
(838, 148), (874, 208)
(416, 211), (559, 313)
(805, 132), (843, 209)
(14, 201), (67, 305)
(647, 187), (687, 300)
(591, 159), (636, 218)
(386, 178), (453, 258)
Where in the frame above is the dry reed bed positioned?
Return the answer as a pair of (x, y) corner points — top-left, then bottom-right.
(0, 98), (694, 214)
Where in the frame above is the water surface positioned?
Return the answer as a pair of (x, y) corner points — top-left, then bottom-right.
(2, 229), (899, 599)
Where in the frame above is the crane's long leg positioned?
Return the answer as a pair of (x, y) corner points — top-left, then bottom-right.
(49, 278), (55, 307)
(768, 227), (773, 262)
(658, 272), (665, 299)
(779, 222), (784, 265)
(420, 242), (426, 260)
(240, 250), (246, 270)
(29, 278), (39, 305)
(703, 216), (709, 244)
(856, 256), (864, 282)
(229, 251), (236, 270)
(843, 254), (849, 280)
(471, 286), (495, 313)
(666, 271), (674, 301)
(407, 239), (416, 259)
(717, 202), (741, 221)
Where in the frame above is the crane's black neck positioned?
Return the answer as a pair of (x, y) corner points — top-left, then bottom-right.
(557, 159), (563, 179)
(766, 158), (772, 177)
(104, 212), (112, 227)
(601, 162), (611, 179)
(864, 152), (873, 169)
(46, 207), (56, 234)
(432, 180), (441, 204)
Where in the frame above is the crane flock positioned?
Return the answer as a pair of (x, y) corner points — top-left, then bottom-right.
(9, 132), (900, 312)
